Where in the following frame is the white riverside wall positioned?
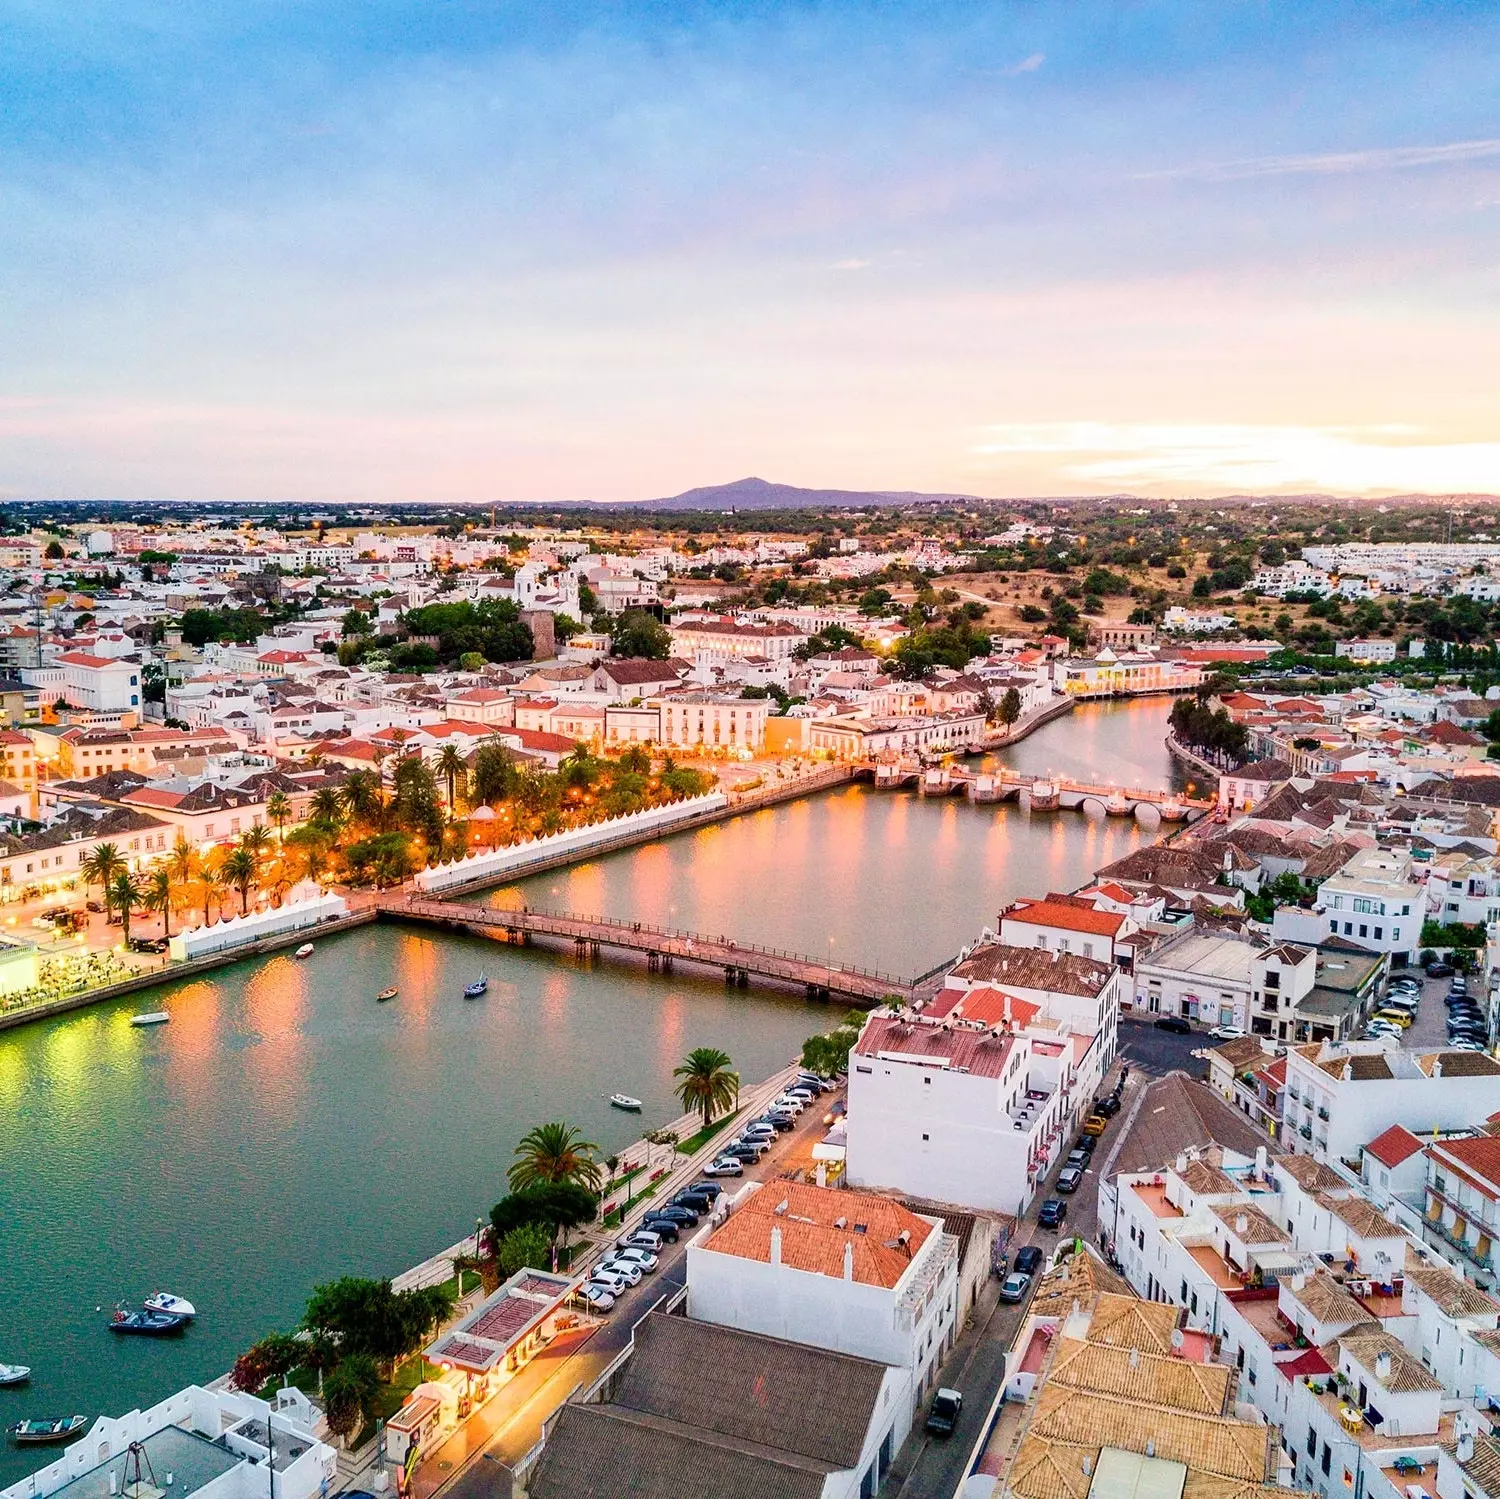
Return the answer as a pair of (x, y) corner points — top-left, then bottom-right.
(414, 793), (729, 893)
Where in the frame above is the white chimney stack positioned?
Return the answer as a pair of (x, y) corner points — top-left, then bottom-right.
(1236, 1214), (1249, 1235)
(1458, 1432), (1475, 1464)
(1375, 1350), (1393, 1382)
(770, 1226), (782, 1266)
(1255, 1146), (1268, 1175)
(1176, 1152), (1188, 1173)
(844, 1241), (854, 1281)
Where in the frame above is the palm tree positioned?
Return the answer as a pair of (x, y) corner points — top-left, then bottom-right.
(197, 861), (222, 926)
(107, 871), (146, 946)
(340, 770), (382, 829)
(673, 1048), (740, 1132)
(309, 785), (344, 827)
(220, 846), (259, 916)
(81, 842), (126, 919)
(166, 834), (198, 892)
(241, 824), (273, 861)
(434, 744), (469, 810)
(266, 791), (291, 840)
(145, 868), (175, 938)
(508, 1122), (603, 1194)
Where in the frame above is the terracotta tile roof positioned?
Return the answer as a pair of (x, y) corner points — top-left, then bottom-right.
(1211, 1201), (1289, 1245)
(924, 987), (1040, 1028)
(1107, 1075), (1270, 1178)
(1311, 1191), (1403, 1241)
(1429, 1133), (1500, 1192)
(1002, 899), (1127, 938)
(1180, 1159), (1240, 1196)
(948, 942), (1116, 997)
(1028, 1382), (1274, 1482)
(1208, 1036), (1271, 1072)
(1365, 1125), (1425, 1169)
(1086, 1293), (1183, 1355)
(1316, 1051), (1393, 1082)
(1276, 1155), (1348, 1193)
(1028, 1249), (1133, 1316)
(1403, 1260), (1500, 1320)
(1285, 1271), (1369, 1328)
(855, 1012), (1020, 1078)
(1335, 1330), (1443, 1393)
(1416, 1050), (1500, 1078)
(1447, 1431), (1500, 1499)
(1050, 1337), (1233, 1414)
(700, 1181), (934, 1289)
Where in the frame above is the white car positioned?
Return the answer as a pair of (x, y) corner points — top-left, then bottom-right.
(703, 1156), (743, 1177)
(611, 1247), (659, 1273)
(772, 1096), (805, 1114)
(589, 1263), (640, 1292)
(1210, 1026), (1246, 1041)
(579, 1284), (615, 1313)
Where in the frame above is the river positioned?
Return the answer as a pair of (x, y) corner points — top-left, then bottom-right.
(0, 697), (1179, 1483)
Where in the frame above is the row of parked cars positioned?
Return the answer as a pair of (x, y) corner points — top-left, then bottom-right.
(582, 1071), (841, 1312)
(1442, 972), (1490, 1050)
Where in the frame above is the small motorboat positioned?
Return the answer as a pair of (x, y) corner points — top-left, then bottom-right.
(463, 976), (488, 998)
(142, 1293), (195, 1320)
(7, 1416), (86, 1446)
(1104, 792), (1132, 817)
(109, 1308), (188, 1337)
(130, 1012), (170, 1027)
(609, 1094), (643, 1112)
(0, 1365), (30, 1387)
(377, 987), (398, 1002)
(294, 943), (315, 959)
(1159, 799), (1189, 822)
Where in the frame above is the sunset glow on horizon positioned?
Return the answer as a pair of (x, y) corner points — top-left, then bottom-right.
(5, 2), (1500, 502)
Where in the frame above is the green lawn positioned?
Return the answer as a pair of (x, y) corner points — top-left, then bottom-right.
(678, 1109), (739, 1156)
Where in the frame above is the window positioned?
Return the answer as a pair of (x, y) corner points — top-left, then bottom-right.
(1321, 1448), (1331, 1477)
(1307, 1430), (1317, 1458)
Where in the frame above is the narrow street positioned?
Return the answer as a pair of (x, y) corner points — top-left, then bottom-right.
(425, 1067), (846, 1499)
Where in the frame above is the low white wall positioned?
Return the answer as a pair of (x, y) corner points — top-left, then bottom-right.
(415, 792), (728, 892)
(168, 891), (350, 961)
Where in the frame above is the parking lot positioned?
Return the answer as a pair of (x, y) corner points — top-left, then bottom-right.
(1365, 966), (1492, 1052)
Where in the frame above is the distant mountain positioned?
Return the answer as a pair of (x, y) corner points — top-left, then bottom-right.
(623, 477), (994, 511)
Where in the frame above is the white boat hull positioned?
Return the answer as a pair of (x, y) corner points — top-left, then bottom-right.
(294, 944), (314, 959)
(143, 1293), (196, 1319)
(130, 1012), (170, 1027)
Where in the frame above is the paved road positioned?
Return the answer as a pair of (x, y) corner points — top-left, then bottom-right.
(1116, 1017), (1208, 1080)
(430, 1072), (843, 1499)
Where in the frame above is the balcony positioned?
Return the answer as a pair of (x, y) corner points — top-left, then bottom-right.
(1300, 1125), (1313, 1140)
(1318, 1107), (1330, 1121)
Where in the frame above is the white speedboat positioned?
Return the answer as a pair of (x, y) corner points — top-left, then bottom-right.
(609, 1094), (643, 1112)
(142, 1293), (195, 1320)
(0, 1365), (29, 1387)
(130, 1012), (170, 1027)
(294, 943), (314, 959)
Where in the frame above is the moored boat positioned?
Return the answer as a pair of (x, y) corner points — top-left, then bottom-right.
(609, 1094), (643, 1111)
(294, 943), (315, 959)
(109, 1308), (188, 1337)
(0, 1365), (30, 1387)
(7, 1416), (86, 1446)
(463, 976), (488, 998)
(1158, 799), (1189, 821)
(130, 1012), (170, 1027)
(377, 987), (398, 1002)
(142, 1292), (196, 1319)
(1104, 792), (1132, 817)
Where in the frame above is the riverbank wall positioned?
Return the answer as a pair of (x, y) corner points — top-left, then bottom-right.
(0, 909), (379, 1034)
(1164, 733), (1226, 787)
(974, 693), (1076, 751)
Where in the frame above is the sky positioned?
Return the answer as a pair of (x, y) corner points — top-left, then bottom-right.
(3, 0), (1500, 504)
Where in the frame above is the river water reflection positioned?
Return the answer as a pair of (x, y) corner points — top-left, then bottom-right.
(0, 698), (1177, 1483)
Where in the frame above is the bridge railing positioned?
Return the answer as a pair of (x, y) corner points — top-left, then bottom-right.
(398, 897), (915, 989)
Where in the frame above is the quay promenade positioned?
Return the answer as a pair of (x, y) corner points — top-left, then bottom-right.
(380, 893), (950, 1004)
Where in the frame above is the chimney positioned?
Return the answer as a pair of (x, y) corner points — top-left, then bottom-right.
(1458, 1432), (1475, 1464)
(1291, 1273), (1307, 1292)
(1129, 1347), (1140, 1368)
(1175, 1152), (1188, 1173)
(1375, 1350), (1393, 1382)
(1255, 1146), (1268, 1175)
(770, 1226), (782, 1266)
(1433, 1058), (1443, 1079)
(1236, 1214), (1249, 1236)
(844, 1241), (854, 1281)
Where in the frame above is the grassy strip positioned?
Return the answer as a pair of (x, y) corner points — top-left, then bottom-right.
(678, 1109), (738, 1157)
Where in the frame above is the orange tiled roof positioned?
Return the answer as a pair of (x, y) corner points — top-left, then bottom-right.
(701, 1182), (934, 1290)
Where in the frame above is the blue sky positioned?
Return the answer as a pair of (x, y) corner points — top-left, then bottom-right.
(4, 1), (1500, 501)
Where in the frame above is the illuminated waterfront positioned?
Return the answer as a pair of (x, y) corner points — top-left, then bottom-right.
(0, 698), (1177, 1483)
